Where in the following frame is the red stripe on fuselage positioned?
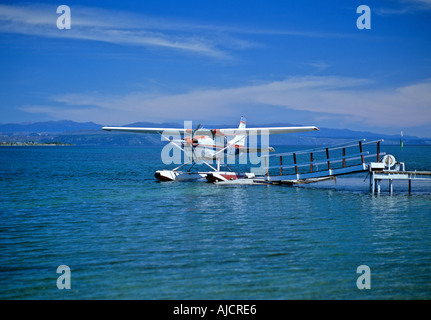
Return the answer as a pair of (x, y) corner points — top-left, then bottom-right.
(182, 143), (244, 149)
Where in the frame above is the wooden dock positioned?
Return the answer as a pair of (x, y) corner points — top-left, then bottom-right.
(260, 139), (431, 193)
(370, 170), (431, 194)
(264, 139), (384, 183)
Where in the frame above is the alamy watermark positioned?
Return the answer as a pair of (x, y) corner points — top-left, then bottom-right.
(55, 5), (370, 31)
(56, 265), (71, 290)
(159, 121), (270, 174)
(57, 5), (71, 30)
(357, 5), (371, 30)
(54, 264), (371, 292)
(356, 265), (371, 290)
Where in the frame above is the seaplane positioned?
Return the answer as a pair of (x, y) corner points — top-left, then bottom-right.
(102, 116), (319, 182)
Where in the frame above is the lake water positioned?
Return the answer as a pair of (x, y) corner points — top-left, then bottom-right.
(1, 145), (431, 299)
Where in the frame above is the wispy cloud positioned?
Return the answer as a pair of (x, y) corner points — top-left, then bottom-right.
(307, 61), (330, 73)
(21, 76), (431, 134)
(0, 3), (234, 58)
(404, 0), (431, 8)
(375, 0), (431, 15)
(0, 3), (351, 59)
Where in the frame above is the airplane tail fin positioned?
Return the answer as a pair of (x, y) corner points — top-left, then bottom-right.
(234, 116), (246, 147)
(226, 116), (246, 150)
(238, 116), (246, 129)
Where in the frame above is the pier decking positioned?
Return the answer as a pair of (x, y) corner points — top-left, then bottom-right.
(263, 139), (383, 183)
(259, 139), (431, 193)
(370, 170), (431, 194)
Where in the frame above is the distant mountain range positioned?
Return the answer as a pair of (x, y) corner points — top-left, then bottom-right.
(0, 120), (429, 146)
(0, 120), (102, 133)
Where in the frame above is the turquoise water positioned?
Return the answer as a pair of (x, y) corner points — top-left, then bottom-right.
(1, 145), (431, 299)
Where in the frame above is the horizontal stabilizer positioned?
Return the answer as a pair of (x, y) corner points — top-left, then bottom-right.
(238, 147), (275, 153)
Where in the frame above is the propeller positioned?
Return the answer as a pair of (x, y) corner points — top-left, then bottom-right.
(190, 123), (201, 163)
(192, 123), (201, 144)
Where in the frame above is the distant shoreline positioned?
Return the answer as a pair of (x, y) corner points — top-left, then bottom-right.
(1, 142), (74, 147)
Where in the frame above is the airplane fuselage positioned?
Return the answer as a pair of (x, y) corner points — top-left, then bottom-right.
(181, 135), (240, 161)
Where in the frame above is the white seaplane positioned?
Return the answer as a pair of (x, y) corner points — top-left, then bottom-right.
(102, 117), (319, 182)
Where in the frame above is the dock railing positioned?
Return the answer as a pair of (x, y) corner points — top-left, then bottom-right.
(264, 139), (385, 182)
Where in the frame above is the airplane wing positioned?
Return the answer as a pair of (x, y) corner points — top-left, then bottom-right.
(102, 126), (319, 136)
(102, 127), (187, 135)
(218, 126), (319, 135)
(102, 126), (219, 137)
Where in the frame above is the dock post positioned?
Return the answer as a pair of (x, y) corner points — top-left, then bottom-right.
(389, 179), (393, 194)
(376, 141), (380, 162)
(342, 148), (346, 168)
(371, 172), (375, 193)
(310, 152), (313, 173)
(408, 177), (412, 194)
(279, 156), (283, 175)
(359, 141), (365, 163)
(293, 153), (298, 175)
(377, 179), (381, 194)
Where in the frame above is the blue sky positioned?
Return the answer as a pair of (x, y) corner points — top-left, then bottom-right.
(1, 0), (431, 137)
